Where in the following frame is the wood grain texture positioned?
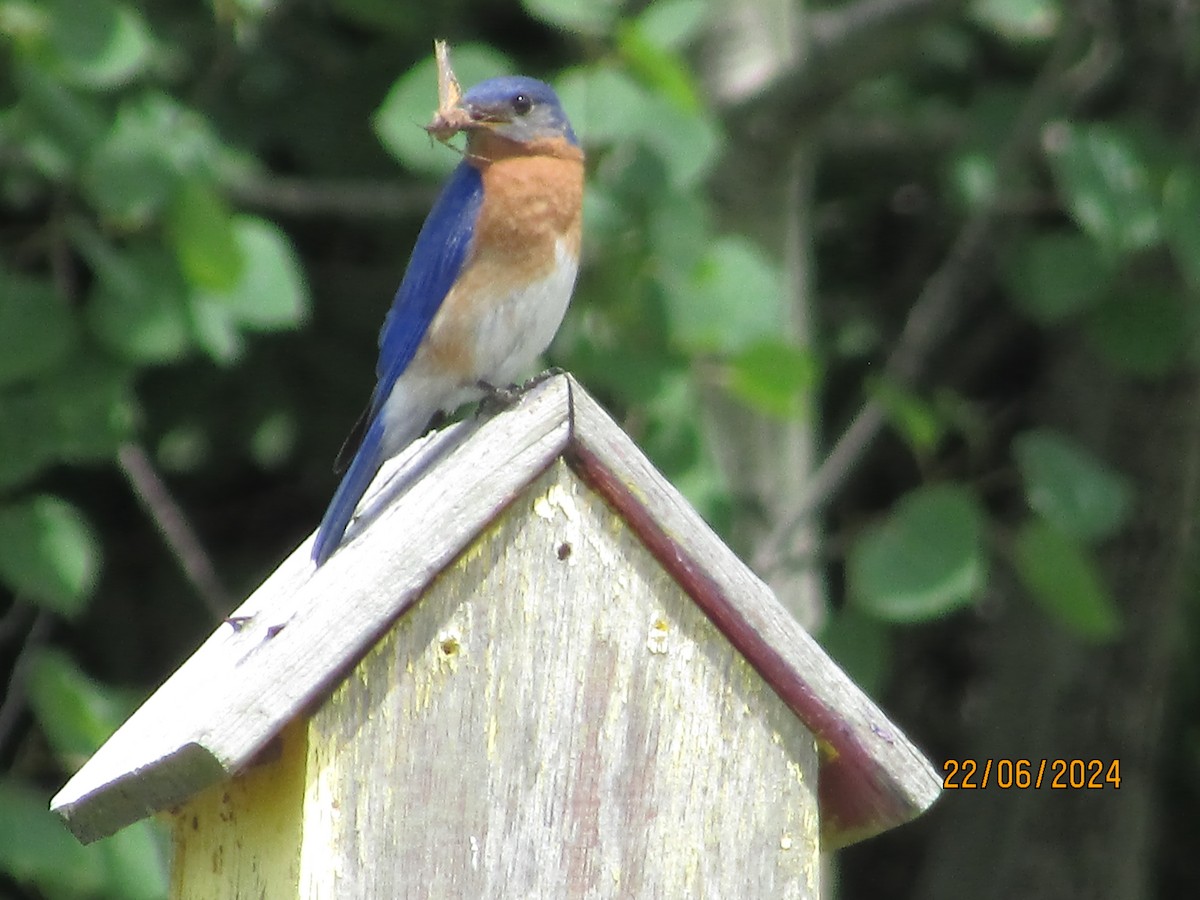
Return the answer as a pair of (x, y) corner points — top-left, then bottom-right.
(300, 462), (820, 898)
(52, 373), (938, 853)
(565, 382), (941, 846)
(51, 378), (574, 843)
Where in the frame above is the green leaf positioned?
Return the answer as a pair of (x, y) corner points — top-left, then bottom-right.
(969, 0), (1060, 42)
(85, 241), (192, 364)
(0, 778), (106, 896)
(166, 179), (244, 292)
(1162, 164), (1200, 291)
(41, 0), (154, 89)
(192, 216), (309, 330)
(726, 340), (818, 418)
(27, 649), (136, 763)
(649, 191), (712, 277)
(1013, 429), (1133, 542)
(81, 96), (181, 227)
(521, 0), (623, 35)
(0, 496), (100, 615)
(0, 356), (134, 489)
(1043, 120), (1161, 254)
(639, 370), (730, 525)
(1012, 519), (1121, 640)
(0, 390), (57, 489)
(1002, 229), (1113, 323)
(947, 88), (1036, 212)
(0, 1), (47, 43)
(1084, 284), (1193, 378)
(185, 216), (308, 364)
(119, 91), (242, 181)
(250, 410), (297, 469)
(0, 772), (166, 898)
(556, 64), (720, 185)
(48, 357), (135, 461)
(869, 377), (945, 453)
(13, 62), (107, 168)
(96, 820), (170, 900)
(74, 224), (193, 364)
(617, 22), (701, 113)
(950, 150), (1000, 211)
(564, 338), (674, 405)
(187, 296), (245, 364)
(555, 65), (657, 145)
(665, 236), (782, 352)
(642, 98), (722, 188)
(373, 45), (515, 177)
(82, 136), (175, 226)
(0, 268), (76, 386)
(636, 0), (712, 50)
(849, 484), (987, 621)
(581, 181), (632, 242)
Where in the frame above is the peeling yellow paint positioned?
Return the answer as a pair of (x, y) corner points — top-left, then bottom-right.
(646, 615), (670, 654)
(816, 736), (839, 761)
(532, 493), (554, 519)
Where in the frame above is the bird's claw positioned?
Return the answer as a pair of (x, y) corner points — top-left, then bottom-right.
(475, 369), (565, 417)
(476, 380), (523, 416)
(521, 367), (564, 391)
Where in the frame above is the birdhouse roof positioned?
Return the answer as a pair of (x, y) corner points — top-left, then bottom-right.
(51, 374), (939, 846)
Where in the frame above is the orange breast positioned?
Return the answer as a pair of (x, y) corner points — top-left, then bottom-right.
(414, 134), (584, 379)
(469, 135), (584, 280)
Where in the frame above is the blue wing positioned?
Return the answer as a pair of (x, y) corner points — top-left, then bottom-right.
(312, 160), (483, 565)
(373, 160), (484, 420)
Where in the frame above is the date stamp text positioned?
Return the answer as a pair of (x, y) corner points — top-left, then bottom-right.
(942, 758), (1121, 790)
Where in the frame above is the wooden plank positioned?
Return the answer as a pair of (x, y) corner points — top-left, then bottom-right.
(51, 378), (574, 843)
(53, 372), (938, 852)
(563, 379), (941, 846)
(298, 462), (821, 898)
(168, 720), (308, 899)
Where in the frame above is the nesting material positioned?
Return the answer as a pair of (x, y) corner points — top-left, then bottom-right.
(426, 40), (473, 142)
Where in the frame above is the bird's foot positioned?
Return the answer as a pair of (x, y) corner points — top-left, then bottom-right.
(521, 367), (565, 391)
(475, 380), (523, 416)
(475, 370), (566, 417)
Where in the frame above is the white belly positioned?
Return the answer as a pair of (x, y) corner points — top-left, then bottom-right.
(379, 238), (578, 453)
(471, 238), (578, 386)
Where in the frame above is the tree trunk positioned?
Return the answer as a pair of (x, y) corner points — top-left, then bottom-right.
(915, 344), (1200, 900)
(701, 0), (826, 628)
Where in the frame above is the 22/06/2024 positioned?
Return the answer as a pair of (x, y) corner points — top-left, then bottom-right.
(942, 758), (1121, 789)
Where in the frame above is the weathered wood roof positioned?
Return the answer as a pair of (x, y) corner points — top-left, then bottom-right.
(51, 374), (939, 847)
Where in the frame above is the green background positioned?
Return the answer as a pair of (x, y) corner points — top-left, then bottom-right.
(1, 0), (1197, 897)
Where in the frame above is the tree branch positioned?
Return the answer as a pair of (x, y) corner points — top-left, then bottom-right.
(117, 443), (231, 620)
(229, 175), (437, 220)
(754, 16), (1090, 580)
(0, 608), (52, 759)
(809, 0), (966, 50)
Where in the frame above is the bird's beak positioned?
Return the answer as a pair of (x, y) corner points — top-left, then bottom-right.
(426, 99), (508, 142)
(462, 101), (511, 128)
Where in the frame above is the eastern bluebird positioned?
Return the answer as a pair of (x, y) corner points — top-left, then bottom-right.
(312, 75), (584, 565)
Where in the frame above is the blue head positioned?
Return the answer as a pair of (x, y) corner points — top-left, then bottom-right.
(460, 76), (578, 146)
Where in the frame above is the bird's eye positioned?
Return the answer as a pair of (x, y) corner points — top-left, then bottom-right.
(512, 94), (533, 116)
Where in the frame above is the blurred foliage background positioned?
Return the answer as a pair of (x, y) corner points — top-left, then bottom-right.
(2, 0), (1199, 896)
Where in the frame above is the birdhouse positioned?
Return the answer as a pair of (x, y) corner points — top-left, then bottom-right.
(51, 374), (940, 898)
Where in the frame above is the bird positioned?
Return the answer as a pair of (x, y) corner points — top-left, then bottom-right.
(311, 75), (584, 566)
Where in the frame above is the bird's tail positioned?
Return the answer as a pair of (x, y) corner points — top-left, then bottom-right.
(311, 416), (388, 566)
